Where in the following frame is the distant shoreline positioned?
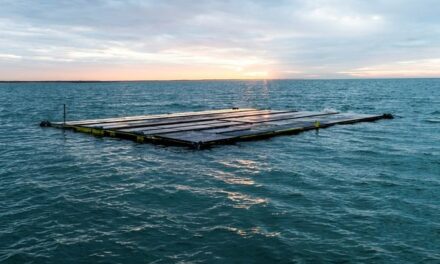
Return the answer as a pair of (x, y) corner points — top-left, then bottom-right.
(0, 77), (439, 83)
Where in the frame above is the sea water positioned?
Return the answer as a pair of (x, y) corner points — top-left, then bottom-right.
(0, 79), (439, 263)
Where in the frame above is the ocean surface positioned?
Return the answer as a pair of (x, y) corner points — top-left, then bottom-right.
(0, 79), (439, 263)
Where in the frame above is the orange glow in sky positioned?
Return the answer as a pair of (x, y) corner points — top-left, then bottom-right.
(0, 1), (439, 80)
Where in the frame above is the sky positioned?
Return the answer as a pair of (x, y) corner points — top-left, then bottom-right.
(0, 0), (439, 80)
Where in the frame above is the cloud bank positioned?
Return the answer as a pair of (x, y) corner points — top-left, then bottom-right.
(0, 0), (439, 80)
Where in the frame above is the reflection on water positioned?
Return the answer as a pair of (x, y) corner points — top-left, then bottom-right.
(225, 226), (280, 238)
(218, 158), (266, 173)
(210, 171), (256, 186)
(241, 80), (271, 107)
(223, 191), (267, 209)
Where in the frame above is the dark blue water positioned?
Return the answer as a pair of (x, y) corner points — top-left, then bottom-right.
(1, 79), (439, 263)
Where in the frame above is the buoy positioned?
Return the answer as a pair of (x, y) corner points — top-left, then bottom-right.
(314, 120), (320, 128)
(382, 113), (394, 119)
(39, 120), (51, 127)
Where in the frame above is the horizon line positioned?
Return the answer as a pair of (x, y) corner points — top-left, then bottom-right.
(0, 76), (439, 83)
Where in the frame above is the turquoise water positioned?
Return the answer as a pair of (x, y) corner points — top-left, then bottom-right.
(0, 79), (439, 263)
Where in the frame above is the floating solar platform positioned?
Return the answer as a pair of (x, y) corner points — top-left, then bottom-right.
(41, 108), (393, 149)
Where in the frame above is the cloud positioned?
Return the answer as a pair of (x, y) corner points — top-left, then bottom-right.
(0, 0), (439, 80)
(339, 58), (440, 77)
